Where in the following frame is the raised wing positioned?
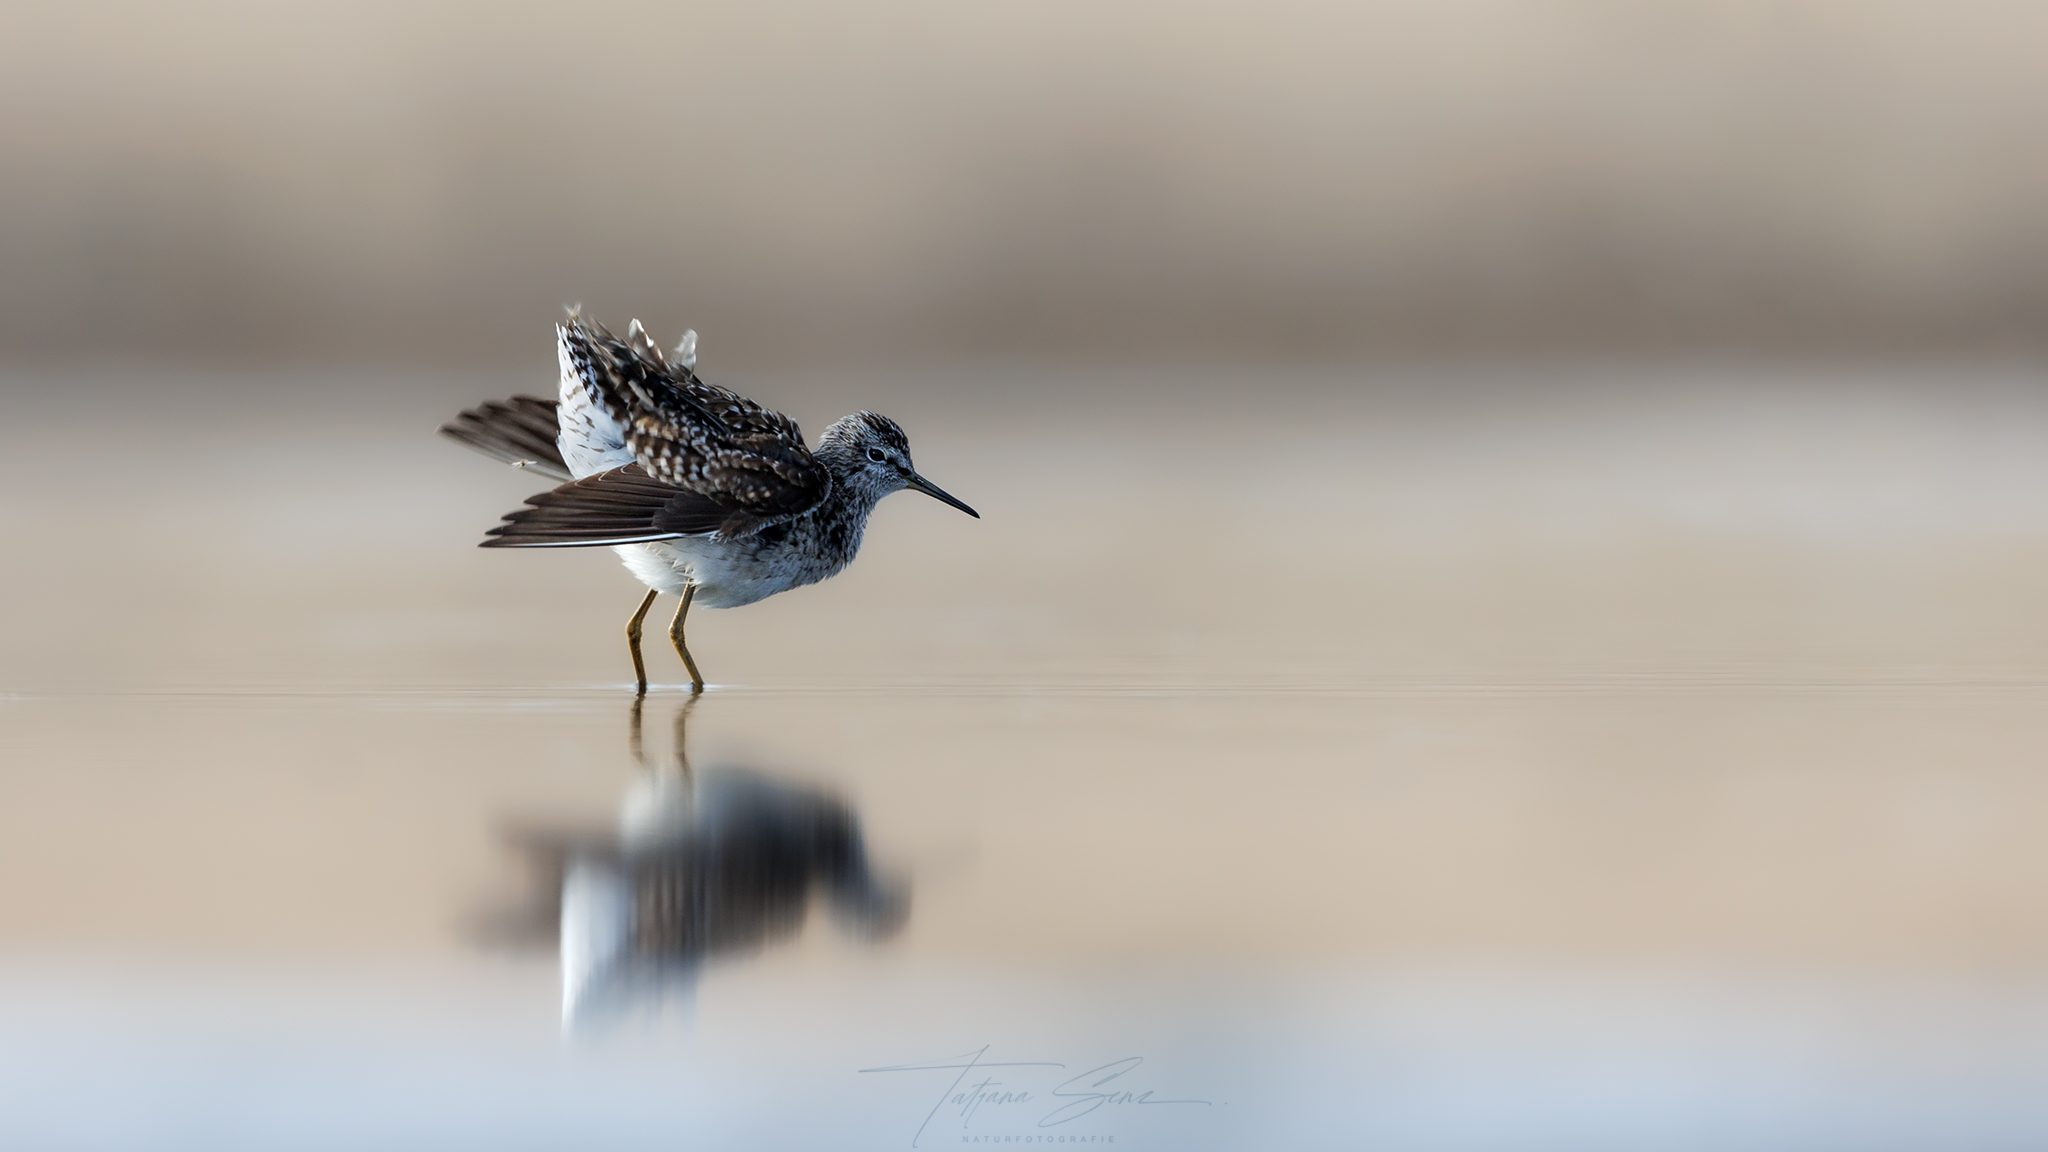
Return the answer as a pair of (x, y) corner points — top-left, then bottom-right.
(557, 317), (829, 534)
(481, 465), (744, 547)
(439, 395), (572, 482)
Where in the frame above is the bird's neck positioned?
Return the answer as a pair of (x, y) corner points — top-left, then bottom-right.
(810, 450), (890, 565)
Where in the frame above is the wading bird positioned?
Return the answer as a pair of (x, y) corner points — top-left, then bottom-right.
(442, 314), (978, 691)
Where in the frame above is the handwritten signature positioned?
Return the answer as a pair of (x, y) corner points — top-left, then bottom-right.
(860, 1045), (1212, 1147)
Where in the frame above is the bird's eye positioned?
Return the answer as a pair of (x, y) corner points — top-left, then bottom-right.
(867, 447), (888, 463)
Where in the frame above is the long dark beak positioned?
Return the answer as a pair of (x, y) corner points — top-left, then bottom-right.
(903, 470), (979, 518)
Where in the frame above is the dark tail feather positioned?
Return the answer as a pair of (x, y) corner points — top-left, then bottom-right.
(440, 395), (573, 482)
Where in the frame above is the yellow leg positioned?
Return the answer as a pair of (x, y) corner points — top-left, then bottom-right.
(669, 584), (704, 692)
(625, 588), (659, 694)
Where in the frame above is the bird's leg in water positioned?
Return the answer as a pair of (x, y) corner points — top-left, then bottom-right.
(625, 588), (659, 693)
(669, 584), (704, 692)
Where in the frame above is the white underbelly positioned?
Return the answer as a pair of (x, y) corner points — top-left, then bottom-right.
(613, 544), (695, 597)
(612, 541), (806, 609)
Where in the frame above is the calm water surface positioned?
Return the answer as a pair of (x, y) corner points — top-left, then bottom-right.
(4, 366), (2048, 1148)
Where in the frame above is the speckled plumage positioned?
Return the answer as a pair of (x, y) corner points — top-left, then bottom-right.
(607, 414), (916, 608)
(440, 314), (978, 680)
(553, 317), (827, 537)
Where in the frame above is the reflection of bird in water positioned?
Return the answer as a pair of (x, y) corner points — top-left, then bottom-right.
(441, 313), (978, 691)
(494, 696), (909, 1028)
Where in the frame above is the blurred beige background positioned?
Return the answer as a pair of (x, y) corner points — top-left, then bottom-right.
(8, 8), (2048, 1144)
(5, 0), (2047, 367)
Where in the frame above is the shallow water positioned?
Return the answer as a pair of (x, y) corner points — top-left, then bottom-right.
(5, 364), (2048, 1148)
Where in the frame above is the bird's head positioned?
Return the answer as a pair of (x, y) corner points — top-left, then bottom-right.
(819, 412), (978, 518)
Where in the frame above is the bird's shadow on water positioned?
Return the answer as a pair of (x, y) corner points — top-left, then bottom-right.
(476, 692), (910, 1032)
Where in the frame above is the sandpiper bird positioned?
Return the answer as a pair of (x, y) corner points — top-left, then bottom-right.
(441, 313), (978, 691)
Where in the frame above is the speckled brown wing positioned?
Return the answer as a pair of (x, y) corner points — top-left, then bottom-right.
(558, 317), (829, 536)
